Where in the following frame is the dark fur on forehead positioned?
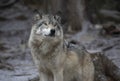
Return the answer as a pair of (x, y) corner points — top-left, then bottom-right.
(34, 14), (62, 28)
(53, 15), (61, 23)
(43, 14), (61, 23)
(34, 11), (61, 22)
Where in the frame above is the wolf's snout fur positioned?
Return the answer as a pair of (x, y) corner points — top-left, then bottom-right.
(29, 14), (94, 81)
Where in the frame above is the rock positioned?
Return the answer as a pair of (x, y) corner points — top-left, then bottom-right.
(90, 48), (120, 81)
(101, 22), (120, 36)
(103, 48), (120, 81)
(91, 53), (113, 81)
(99, 9), (120, 22)
(0, 62), (14, 70)
(0, 0), (17, 8)
(28, 76), (39, 81)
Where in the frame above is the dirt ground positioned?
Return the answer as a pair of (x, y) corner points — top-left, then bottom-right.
(0, 2), (120, 81)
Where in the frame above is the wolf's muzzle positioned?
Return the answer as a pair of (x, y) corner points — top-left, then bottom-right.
(49, 29), (55, 36)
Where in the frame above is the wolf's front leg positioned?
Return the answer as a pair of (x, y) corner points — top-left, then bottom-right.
(53, 69), (63, 81)
(40, 72), (49, 81)
(82, 54), (94, 81)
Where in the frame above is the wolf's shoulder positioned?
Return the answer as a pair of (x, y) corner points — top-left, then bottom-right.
(65, 41), (89, 56)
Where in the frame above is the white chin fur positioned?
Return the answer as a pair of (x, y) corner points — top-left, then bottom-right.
(42, 28), (51, 36)
(36, 28), (51, 36)
(36, 28), (41, 34)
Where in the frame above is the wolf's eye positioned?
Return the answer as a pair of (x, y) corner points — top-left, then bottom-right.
(54, 23), (57, 27)
(41, 24), (46, 27)
(38, 23), (43, 27)
(43, 22), (47, 26)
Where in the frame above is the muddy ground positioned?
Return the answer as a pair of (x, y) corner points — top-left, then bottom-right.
(0, 2), (120, 81)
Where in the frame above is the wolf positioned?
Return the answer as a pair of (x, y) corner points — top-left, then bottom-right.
(28, 14), (94, 81)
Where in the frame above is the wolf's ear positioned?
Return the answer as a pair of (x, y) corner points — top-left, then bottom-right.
(33, 10), (43, 21)
(34, 14), (41, 21)
(54, 15), (61, 23)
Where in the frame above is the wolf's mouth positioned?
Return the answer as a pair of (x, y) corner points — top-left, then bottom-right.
(45, 34), (55, 37)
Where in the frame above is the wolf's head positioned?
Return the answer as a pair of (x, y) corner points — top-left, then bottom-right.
(29, 14), (63, 46)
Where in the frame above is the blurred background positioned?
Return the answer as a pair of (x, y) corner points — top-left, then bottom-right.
(0, 0), (120, 81)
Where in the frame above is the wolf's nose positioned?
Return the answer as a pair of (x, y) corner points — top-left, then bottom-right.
(50, 29), (55, 36)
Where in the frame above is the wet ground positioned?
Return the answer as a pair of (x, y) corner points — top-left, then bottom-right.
(0, 2), (39, 81)
(0, 2), (120, 81)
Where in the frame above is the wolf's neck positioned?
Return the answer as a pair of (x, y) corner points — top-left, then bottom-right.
(39, 41), (65, 57)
